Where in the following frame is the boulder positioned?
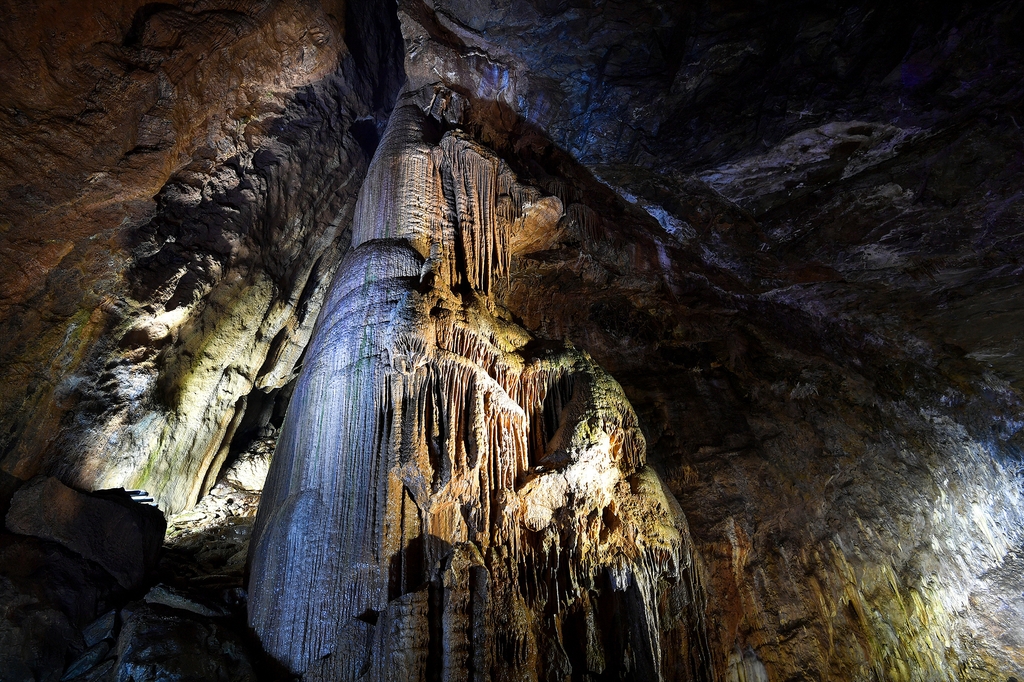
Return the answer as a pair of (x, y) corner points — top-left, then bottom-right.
(81, 611), (117, 649)
(0, 477), (165, 682)
(61, 641), (110, 681)
(6, 477), (165, 590)
(113, 603), (255, 682)
(0, 539), (98, 682)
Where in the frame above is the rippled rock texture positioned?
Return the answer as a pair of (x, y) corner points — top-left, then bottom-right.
(3, 0), (1024, 680)
(387, 1), (1024, 678)
(248, 96), (708, 681)
(0, 0), (404, 513)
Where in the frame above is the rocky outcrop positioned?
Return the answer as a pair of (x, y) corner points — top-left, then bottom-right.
(159, 436), (272, 592)
(0, 0), (405, 513)
(8, 477), (164, 589)
(371, 2), (1024, 679)
(112, 600), (255, 682)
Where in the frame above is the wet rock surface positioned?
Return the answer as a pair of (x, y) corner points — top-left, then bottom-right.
(247, 95), (709, 680)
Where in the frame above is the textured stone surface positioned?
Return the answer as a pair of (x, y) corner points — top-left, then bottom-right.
(155, 435), (272, 595)
(247, 95), (709, 680)
(0, 0), (405, 514)
(113, 602), (255, 682)
(378, 2), (1024, 679)
(82, 611), (117, 649)
(62, 641), (111, 682)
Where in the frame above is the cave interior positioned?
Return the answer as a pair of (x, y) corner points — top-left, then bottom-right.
(1, 0), (1024, 680)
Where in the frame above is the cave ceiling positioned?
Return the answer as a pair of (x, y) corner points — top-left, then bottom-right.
(1, 0), (1024, 680)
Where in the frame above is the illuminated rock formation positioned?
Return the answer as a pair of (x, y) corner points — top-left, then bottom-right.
(247, 96), (710, 680)
(0, 0), (404, 514)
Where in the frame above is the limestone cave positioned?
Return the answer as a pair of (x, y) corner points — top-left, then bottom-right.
(1, 1), (1023, 680)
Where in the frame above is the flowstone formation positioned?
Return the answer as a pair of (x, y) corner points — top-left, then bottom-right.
(247, 95), (710, 681)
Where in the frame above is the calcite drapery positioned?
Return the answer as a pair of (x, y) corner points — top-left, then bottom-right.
(247, 93), (710, 681)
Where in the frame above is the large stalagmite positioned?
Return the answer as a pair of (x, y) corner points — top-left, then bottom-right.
(247, 93), (711, 681)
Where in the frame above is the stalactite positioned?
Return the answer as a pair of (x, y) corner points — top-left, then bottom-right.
(567, 202), (603, 245)
(248, 90), (712, 681)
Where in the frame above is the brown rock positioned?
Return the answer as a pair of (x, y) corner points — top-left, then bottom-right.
(247, 93), (708, 681)
(4, 0), (1024, 680)
(0, 0), (406, 515)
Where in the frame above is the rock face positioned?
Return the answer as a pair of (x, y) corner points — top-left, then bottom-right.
(113, 601), (256, 682)
(0, 0), (404, 514)
(7, 477), (164, 589)
(383, 2), (1024, 679)
(247, 96), (709, 680)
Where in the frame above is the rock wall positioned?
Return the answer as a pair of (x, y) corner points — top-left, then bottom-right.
(0, 0), (405, 513)
(381, 2), (1024, 679)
